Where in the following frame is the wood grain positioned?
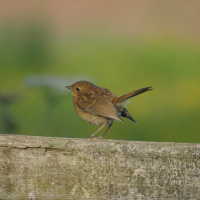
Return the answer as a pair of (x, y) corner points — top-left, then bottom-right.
(0, 134), (200, 199)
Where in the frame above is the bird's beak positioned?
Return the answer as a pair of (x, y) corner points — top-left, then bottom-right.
(66, 86), (72, 90)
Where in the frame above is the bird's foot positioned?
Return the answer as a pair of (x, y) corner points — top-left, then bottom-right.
(88, 136), (104, 139)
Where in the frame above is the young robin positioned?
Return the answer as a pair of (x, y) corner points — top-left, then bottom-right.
(66, 81), (153, 139)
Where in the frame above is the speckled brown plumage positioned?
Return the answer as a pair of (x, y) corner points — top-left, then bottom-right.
(66, 81), (153, 139)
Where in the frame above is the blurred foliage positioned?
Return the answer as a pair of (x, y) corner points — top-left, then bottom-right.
(0, 22), (52, 73)
(0, 23), (200, 143)
(0, 93), (20, 134)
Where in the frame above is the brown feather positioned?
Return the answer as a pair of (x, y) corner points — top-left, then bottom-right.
(114, 86), (153, 103)
(78, 97), (124, 122)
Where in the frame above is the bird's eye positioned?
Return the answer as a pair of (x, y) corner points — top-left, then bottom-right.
(76, 88), (80, 91)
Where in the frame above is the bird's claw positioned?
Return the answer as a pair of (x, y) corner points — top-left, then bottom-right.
(88, 136), (104, 139)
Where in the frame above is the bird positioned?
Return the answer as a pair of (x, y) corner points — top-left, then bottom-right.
(66, 81), (153, 139)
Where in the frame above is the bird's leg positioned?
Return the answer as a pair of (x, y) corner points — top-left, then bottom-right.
(100, 123), (113, 139)
(88, 121), (107, 139)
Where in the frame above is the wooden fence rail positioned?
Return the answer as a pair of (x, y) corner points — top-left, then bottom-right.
(0, 134), (200, 199)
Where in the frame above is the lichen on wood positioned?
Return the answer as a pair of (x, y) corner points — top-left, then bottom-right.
(0, 134), (200, 199)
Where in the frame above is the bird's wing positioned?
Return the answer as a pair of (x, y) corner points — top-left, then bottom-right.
(78, 97), (124, 122)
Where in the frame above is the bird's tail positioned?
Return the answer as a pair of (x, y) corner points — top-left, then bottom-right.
(115, 86), (153, 103)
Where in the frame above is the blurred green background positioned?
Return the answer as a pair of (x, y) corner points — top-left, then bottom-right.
(0, 1), (200, 143)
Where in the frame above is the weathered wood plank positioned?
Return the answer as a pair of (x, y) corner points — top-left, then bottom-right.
(0, 134), (200, 199)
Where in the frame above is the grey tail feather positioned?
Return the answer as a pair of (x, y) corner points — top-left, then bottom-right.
(121, 108), (137, 123)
